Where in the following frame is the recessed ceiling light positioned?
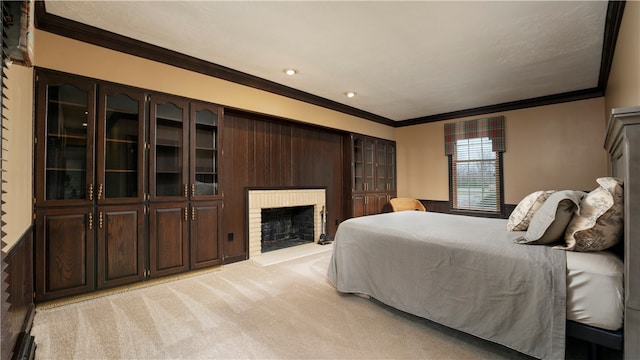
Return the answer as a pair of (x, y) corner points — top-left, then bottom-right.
(284, 69), (298, 76)
(345, 91), (356, 98)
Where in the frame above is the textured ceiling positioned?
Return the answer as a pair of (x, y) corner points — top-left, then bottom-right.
(44, 1), (608, 122)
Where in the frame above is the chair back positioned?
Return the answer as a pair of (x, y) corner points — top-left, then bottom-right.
(389, 197), (426, 212)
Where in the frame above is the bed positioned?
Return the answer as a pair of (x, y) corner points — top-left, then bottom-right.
(327, 106), (640, 360)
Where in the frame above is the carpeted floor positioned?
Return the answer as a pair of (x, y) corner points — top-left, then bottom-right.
(31, 248), (621, 360)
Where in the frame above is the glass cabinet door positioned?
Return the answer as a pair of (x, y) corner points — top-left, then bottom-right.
(36, 74), (95, 206)
(386, 143), (396, 192)
(364, 138), (376, 192)
(149, 95), (189, 200)
(190, 102), (221, 199)
(96, 86), (145, 203)
(352, 135), (364, 192)
(376, 140), (387, 191)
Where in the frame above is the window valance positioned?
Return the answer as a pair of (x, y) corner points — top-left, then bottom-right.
(444, 116), (505, 155)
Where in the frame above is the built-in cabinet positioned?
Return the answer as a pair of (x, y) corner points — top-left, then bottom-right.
(347, 134), (396, 217)
(34, 70), (223, 302)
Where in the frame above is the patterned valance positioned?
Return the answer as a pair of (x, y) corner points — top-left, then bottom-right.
(444, 116), (505, 155)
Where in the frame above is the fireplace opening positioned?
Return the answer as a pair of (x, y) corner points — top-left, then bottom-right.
(261, 205), (315, 253)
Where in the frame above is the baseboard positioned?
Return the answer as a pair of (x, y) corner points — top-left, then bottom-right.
(224, 253), (247, 264)
(13, 334), (36, 360)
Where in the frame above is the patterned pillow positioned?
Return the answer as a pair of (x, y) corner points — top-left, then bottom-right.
(507, 190), (556, 231)
(558, 177), (624, 252)
(515, 190), (586, 245)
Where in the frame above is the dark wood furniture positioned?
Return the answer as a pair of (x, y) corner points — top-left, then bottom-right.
(33, 69), (223, 302)
(345, 134), (396, 217)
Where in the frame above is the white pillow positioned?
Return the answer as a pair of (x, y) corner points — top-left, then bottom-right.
(515, 190), (586, 245)
(507, 190), (556, 231)
(559, 177), (624, 252)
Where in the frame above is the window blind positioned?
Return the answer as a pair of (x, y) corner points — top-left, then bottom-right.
(451, 137), (501, 212)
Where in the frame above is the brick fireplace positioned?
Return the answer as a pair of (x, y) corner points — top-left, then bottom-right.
(248, 188), (326, 258)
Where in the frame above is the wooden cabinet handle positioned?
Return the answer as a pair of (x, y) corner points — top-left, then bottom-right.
(192, 207), (195, 221)
(184, 184), (188, 198)
(88, 212), (93, 230)
(191, 184), (195, 197)
(89, 184), (94, 201)
(184, 207), (188, 221)
(99, 212), (103, 229)
(97, 184), (103, 200)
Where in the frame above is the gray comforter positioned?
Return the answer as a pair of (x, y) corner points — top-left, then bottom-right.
(327, 211), (566, 360)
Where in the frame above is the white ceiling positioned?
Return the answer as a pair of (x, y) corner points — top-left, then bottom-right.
(45, 1), (608, 122)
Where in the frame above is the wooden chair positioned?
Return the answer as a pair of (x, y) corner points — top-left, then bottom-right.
(389, 197), (426, 212)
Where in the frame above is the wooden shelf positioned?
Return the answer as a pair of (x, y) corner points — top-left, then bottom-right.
(106, 138), (136, 144)
(47, 133), (87, 140)
(48, 99), (87, 108)
(46, 168), (85, 172)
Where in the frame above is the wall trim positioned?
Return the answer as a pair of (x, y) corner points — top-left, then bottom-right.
(399, 88), (604, 126)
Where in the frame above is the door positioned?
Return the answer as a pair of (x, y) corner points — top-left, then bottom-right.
(365, 194), (378, 215)
(149, 202), (189, 277)
(96, 85), (146, 205)
(363, 137), (376, 192)
(149, 95), (189, 201)
(352, 193), (379, 217)
(352, 194), (366, 218)
(190, 102), (222, 200)
(96, 205), (145, 289)
(35, 207), (95, 301)
(352, 135), (365, 193)
(190, 201), (223, 269)
(35, 72), (96, 207)
(376, 193), (391, 213)
(376, 140), (388, 192)
(386, 142), (396, 193)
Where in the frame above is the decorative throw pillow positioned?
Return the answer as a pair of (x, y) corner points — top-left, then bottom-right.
(507, 190), (556, 231)
(515, 190), (586, 245)
(558, 177), (624, 252)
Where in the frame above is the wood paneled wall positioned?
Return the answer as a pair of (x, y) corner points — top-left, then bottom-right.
(2, 228), (35, 360)
(221, 110), (345, 263)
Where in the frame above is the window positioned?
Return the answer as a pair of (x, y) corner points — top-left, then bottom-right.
(444, 116), (505, 214)
(451, 137), (502, 212)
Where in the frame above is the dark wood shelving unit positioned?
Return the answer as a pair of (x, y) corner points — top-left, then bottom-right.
(346, 133), (396, 218)
(34, 69), (224, 302)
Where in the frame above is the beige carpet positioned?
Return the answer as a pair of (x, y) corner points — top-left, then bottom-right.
(31, 249), (619, 360)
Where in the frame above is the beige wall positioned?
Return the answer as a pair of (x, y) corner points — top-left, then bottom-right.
(605, 0), (640, 116)
(396, 98), (608, 204)
(35, 30), (395, 141)
(2, 65), (34, 251)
